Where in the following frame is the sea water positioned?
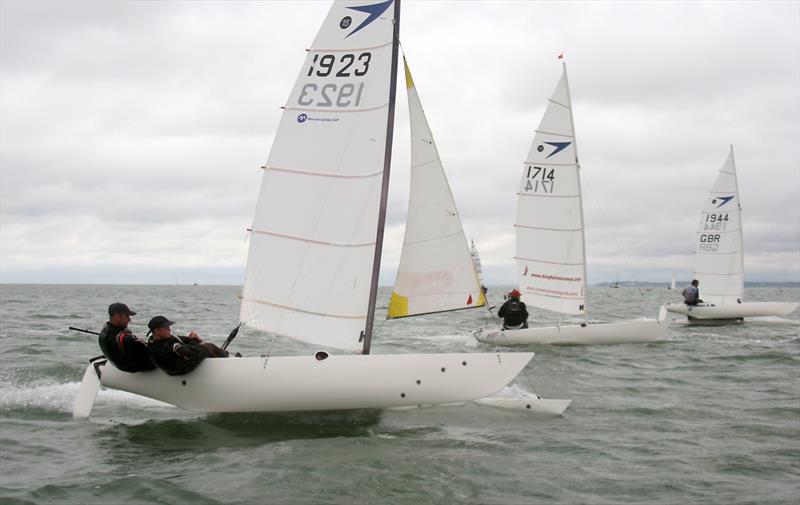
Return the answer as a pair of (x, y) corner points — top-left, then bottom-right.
(1, 284), (798, 505)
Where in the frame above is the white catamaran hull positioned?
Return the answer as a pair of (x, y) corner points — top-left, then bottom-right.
(77, 352), (534, 416)
(474, 318), (666, 346)
(664, 301), (799, 321)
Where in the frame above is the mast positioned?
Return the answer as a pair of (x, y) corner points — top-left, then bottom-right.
(561, 61), (589, 323)
(730, 144), (745, 301)
(362, 0), (401, 355)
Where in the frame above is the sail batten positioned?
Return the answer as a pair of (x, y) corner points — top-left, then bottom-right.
(284, 102), (389, 113)
(387, 56), (485, 319)
(264, 166), (383, 179)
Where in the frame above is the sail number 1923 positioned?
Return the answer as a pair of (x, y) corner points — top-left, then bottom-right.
(298, 52), (372, 108)
(307, 53), (372, 77)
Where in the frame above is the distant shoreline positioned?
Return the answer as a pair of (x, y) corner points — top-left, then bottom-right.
(1, 282), (799, 288)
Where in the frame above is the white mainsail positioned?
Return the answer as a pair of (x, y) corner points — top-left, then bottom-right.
(388, 58), (485, 318)
(693, 145), (744, 305)
(240, 0), (397, 350)
(516, 64), (587, 316)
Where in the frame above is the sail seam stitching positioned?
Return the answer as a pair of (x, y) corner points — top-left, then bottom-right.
(264, 166), (383, 179)
(249, 228), (375, 247)
(243, 297), (366, 319)
(310, 40), (393, 52)
(516, 224), (581, 232)
(516, 256), (583, 266)
(284, 102), (389, 113)
(517, 192), (580, 198)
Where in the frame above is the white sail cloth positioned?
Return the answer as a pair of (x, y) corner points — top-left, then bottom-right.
(240, 0), (396, 350)
(388, 58), (485, 318)
(693, 146), (744, 305)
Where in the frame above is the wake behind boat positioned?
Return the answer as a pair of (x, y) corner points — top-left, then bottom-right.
(664, 146), (799, 323)
(74, 0), (540, 419)
(475, 62), (666, 346)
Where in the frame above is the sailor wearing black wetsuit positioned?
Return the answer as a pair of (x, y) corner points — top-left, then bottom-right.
(98, 303), (156, 373)
(147, 316), (228, 376)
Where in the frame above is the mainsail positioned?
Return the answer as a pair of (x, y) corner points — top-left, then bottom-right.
(240, 0), (397, 351)
(693, 146), (744, 305)
(387, 58), (485, 318)
(515, 64), (587, 316)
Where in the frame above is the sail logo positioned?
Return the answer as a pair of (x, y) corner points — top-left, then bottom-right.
(297, 114), (307, 123)
(537, 142), (571, 158)
(344, 0), (393, 38)
(712, 195), (734, 208)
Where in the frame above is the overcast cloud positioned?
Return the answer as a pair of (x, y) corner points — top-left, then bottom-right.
(1, 0), (798, 286)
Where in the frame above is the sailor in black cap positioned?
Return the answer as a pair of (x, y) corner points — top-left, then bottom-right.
(146, 316), (229, 376)
(97, 303), (156, 373)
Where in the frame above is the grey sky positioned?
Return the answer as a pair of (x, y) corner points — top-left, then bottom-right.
(1, 0), (798, 285)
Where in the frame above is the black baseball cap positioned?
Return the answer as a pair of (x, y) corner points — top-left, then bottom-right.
(148, 315), (175, 331)
(108, 303), (136, 316)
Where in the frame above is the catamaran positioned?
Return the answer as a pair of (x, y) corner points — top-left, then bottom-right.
(664, 146), (799, 322)
(73, 0), (553, 418)
(474, 62), (667, 346)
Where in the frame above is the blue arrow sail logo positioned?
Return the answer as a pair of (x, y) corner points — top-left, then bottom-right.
(712, 195), (734, 208)
(345, 0), (393, 38)
(543, 141), (571, 158)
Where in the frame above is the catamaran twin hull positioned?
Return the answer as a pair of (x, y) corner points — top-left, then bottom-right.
(475, 318), (667, 346)
(85, 352), (534, 413)
(664, 301), (799, 322)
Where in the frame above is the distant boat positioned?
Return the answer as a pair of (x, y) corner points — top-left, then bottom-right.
(664, 146), (799, 321)
(669, 274), (676, 290)
(475, 62), (667, 346)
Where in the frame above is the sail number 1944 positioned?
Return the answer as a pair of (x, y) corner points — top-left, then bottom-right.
(703, 213), (729, 231)
(298, 52), (372, 108)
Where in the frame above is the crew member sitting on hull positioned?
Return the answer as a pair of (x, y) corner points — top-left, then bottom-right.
(682, 279), (703, 305)
(98, 303), (156, 373)
(498, 289), (529, 330)
(147, 316), (229, 376)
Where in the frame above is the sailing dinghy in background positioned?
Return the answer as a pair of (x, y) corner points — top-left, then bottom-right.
(475, 63), (667, 346)
(664, 146), (799, 322)
(74, 0), (558, 418)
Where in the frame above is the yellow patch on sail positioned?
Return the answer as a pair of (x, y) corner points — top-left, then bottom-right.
(403, 57), (415, 90)
(477, 291), (486, 307)
(387, 292), (409, 318)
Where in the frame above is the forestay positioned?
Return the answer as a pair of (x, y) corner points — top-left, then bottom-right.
(693, 146), (744, 305)
(240, 0), (396, 350)
(516, 65), (587, 316)
(387, 58), (485, 318)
